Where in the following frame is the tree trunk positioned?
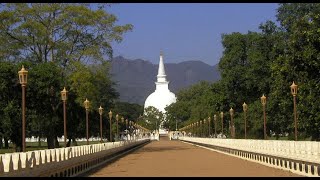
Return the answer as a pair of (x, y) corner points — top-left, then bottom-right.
(0, 135), (3, 149)
(4, 137), (9, 149)
(66, 138), (71, 147)
(38, 136), (41, 148)
(72, 137), (78, 146)
(47, 136), (55, 149)
(54, 137), (59, 148)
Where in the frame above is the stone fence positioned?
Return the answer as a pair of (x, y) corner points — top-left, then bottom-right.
(179, 137), (320, 177)
(0, 138), (150, 177)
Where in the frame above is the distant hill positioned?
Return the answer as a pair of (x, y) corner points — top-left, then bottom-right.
(110, 56), (221, 105)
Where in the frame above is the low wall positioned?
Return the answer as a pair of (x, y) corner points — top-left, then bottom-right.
(0, 138), (150, 177)
(179, 137), (320, 177)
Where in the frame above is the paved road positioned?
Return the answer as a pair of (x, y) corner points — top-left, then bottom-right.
(86, 137), (301, 177)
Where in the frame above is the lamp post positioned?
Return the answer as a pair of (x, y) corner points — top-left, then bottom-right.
(121, 117), (124, 140)
(196, 122), (199, 137)
(242, 102), (248, 139)
(115, 114), (119, 141)
(83, 98), (90, 145)
(61, 87), (68, 147)
(129, 121), (132, 140)
(214, 114), (217, 137)
(18, 65), (28, 152)
(176, 119), (178, 131)
(108, 110), (113, 142)
(290, 81), (298, 141)
(98, 106), (103, 143)
(125, 119), (128, 140)
(229, 107), (235, 138)
(220, 112), (224, 135)
(208, 116), (211, 137)
(200, 120), (202, 137)
(204, 119), (206, 137)
(261, 94), (267, 140)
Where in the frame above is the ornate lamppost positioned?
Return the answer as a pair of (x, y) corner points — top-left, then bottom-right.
(108, 110), (113, 142)
(125, 119), (128, 140)
(200, 120), (203, 137)
(208, 116), (211, 137)
(61, 87), (68, 147)
(290, 81), (298, 141)
(261, 94), (267, 140)
(116, 114), (119, 141)
(204, 119), (207, 137)
(18, 65), (28, 152)
(214, 114), (217, 137)
(129, 120), (132, 140)
(229, 107), (235, 138)
(98, 106), (103, 143)
(242, 102), (248, 139)
(121, 117), (124, 140)
(83, 98), (90, 145)
(196, 121), (199, 137)
(220, 112), (224, 135)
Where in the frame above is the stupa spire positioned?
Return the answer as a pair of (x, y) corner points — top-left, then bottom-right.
(157, 50), (167, 83)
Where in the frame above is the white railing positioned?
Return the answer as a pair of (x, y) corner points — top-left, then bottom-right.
(179, 136), (320, 177)
(0, 138), (150, 177)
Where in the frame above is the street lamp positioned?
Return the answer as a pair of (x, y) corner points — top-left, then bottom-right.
(290, 81), (298, 141)
(83, 98), (90, 145)
(125, 119), (128, 140)
(261, 94), (267, 140)
(129, 121), (132, 139)
(176, 119), (178, 131)
(108, 110), (113, 142)
(208, 116), (211, 137)
(229, 107), (235, 138)
(196, 121), (199, 137)
(121, 117), (124, 140)
(98, 106), (103, 143)
(214, 114), (217, 137)
(200, 120), (202, 137)
(116, 114), (119, 141)
(242, 102), (248, 139)
(18, 65), (28, 152)
(204, 119), (207, 137)
(60, 87), (68, 147)
(220, 112), (224, 135)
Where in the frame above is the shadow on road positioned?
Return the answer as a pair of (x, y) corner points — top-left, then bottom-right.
(132, 144), (192, 153)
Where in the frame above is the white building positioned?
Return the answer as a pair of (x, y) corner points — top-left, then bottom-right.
(144, 51), (177, 134)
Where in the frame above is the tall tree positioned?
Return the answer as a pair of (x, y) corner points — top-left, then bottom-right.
(272, 3), (320, 140)
(0, 3), (133, 66)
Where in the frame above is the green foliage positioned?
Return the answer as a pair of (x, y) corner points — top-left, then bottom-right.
(0, 3), (133, 65)
(166, 3), (320, 141)
(0, 3), (132, 151)
(142, 106), (164, 132)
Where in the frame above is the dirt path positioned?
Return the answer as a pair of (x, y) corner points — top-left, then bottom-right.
(87, 136), (302, 177)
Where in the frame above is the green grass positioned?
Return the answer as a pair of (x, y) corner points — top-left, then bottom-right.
(0, 141), (103, 154)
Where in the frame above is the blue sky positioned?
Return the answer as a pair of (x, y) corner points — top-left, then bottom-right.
(108, 3), (279, 66)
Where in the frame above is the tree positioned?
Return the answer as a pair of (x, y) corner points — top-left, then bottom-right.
(0, 3), (133, 66)
(143, 106), (164, 132)
(272, 3), (320, 140)
(27, 62), (64, 149)
(0, 61), (21, 150)
(0, 3), (133, 150)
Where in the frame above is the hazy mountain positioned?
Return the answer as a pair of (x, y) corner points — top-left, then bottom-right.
(110, 56), (221, 105)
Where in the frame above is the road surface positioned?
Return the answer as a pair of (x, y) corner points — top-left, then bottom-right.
(86, 136), (301, 177)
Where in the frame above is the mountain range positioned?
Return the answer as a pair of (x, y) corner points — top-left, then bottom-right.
(109, 56), (221, 105)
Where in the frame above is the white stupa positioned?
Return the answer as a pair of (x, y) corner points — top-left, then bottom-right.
(144, 51), (177, 134)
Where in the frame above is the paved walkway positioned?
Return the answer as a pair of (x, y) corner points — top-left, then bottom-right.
(87, 137), (302, 177)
